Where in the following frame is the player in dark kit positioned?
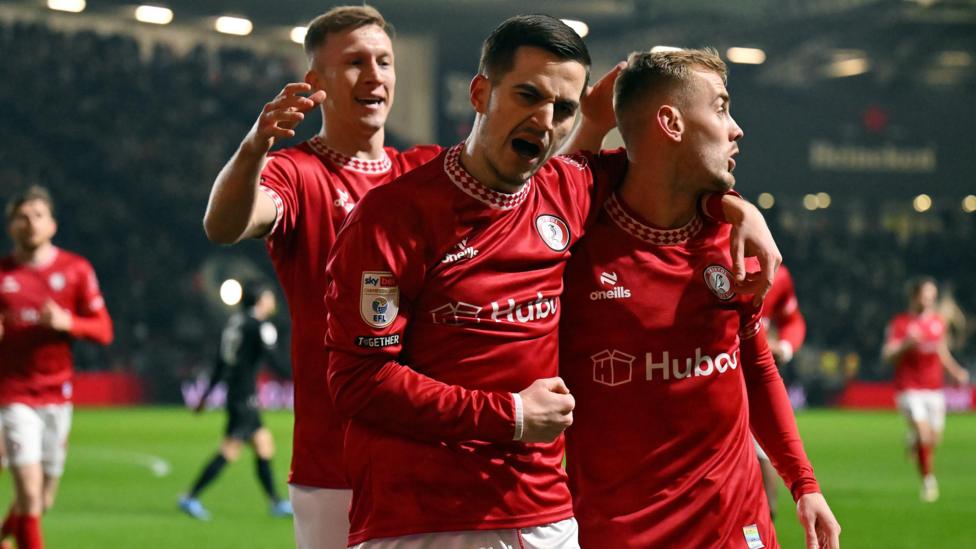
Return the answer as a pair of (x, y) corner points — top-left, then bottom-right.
(179, 281), (292, 520)
(1, 186), (114, 549)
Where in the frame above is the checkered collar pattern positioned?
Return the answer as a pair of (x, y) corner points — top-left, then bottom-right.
(605, 193), (703, 246)
(308, 136), (392, 174)
(444, 143), (532, 210)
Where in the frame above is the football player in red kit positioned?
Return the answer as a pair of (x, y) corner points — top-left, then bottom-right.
(883, 277), (969, 502)
(560, 49), (840, 549)
(0, 186), (114, 549)
(202, 6), (442, 547)
(324, 17), (782, 549)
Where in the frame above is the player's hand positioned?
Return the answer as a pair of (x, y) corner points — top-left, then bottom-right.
(580, 61), (625, 135)
(796, 492), (841, 549)
(952, 367), (970, 386)
(724, 196), (781, 305)
(518, 377), (575, 443)
(40, 300), (73, 332)
(241, 83), (327, 156)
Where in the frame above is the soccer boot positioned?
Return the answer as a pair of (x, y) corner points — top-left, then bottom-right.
(269, 499), (293, 518)
(178, 495), (212, 520)
(920, 475), (939, 503)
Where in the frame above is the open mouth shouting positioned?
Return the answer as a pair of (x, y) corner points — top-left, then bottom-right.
(356, 95), (385, 110)
(510, 136), (546, 161)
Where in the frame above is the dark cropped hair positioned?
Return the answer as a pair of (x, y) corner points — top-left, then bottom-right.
(304, 5), (393, 59)
(6, 185), (55, 222)
(478, 14), (591, 86)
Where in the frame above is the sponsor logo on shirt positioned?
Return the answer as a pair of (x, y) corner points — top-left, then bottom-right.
(334, 189), (355, 213)
(742, 524), (764, 549)
(645, 347), (739, 381)
(535, 214), (570, 252)
(430, 301), (483, 325)
(360, 271), (399, 328)
(1, 276), (19, 293)
(703, 264), (735, 301)
(590, 271), (631, 301)
(490, 292), (558, 324)
(49, 272), (66, 292)
(591, 349), (636, 387)
(355, 334), (401, 348)
(428, 292), (558, 326)
(442, 238), (479, 264)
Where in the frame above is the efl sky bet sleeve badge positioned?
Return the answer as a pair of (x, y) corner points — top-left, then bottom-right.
(360, 271), (399, 328)
(535, 214), (570, 252)
(704, 264), (736, 301)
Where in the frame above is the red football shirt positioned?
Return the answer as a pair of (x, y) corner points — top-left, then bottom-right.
(258, 136), (441, 489)
(324, 145), (627, 544)
(885, 312), (946, 390)
(762, 264), (806, 353)
(561, 194), (819, 549)
(0, 248), (113, 406)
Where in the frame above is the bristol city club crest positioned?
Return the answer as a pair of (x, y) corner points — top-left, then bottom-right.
(535, 214), (570, 252)
(48, 272), (66, 292)
(360, 271), (399, 328)
(703, 264), (735, 301)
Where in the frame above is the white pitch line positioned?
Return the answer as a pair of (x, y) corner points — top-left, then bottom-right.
(74, 449), (172, 477)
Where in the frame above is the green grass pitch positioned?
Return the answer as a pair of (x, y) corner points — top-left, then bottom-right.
(1, 408), (973, 548)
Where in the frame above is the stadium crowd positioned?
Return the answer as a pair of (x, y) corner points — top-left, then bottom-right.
(1, 20), (972, 400)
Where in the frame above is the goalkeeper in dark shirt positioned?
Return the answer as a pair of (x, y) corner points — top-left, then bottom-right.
(179, 280), (293, 520)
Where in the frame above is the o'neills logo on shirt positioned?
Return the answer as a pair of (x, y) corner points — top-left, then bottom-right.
(590, 271), (632, 301)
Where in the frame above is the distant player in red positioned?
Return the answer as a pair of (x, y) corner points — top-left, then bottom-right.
(325, 17), (781, 548)
(0, 186), (114, 549)
(882, 276), (969, 502)
(757, 264), (807, 517)
(202, 6), (441, 547)
(764, 265), (806, 366)
(560, 49), (840, 549)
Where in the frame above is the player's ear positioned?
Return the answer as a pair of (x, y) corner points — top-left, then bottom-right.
(304, 69), (320, 90)
(470, 74), (490, 114)
(657, 104), (683, 142)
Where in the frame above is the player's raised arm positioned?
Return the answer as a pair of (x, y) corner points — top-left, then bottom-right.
(560, 62), (625, 154)
(203, 83), (325, 244)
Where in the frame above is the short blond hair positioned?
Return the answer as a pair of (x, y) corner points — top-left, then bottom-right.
(6, 185), (54, 222)
(614, 48), (727, 138)
(303, 5), (392, 60)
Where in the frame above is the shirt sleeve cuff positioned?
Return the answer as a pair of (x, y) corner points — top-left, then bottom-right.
(699, 190), (743, 223)
(259, 184), (284, 238)
(511, 392), (524, 441)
